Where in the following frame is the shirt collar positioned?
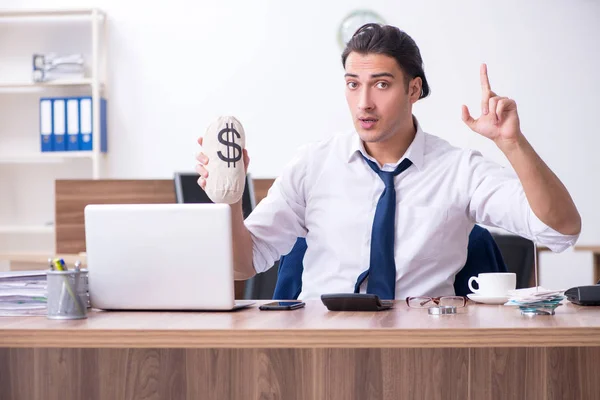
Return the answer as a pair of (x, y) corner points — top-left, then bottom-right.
(347, 116), (425, 171)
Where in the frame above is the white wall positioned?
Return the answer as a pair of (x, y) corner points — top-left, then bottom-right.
(1, 0), (599, 286)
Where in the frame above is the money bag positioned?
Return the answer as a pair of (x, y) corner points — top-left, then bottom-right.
(203, 116), (246, 204)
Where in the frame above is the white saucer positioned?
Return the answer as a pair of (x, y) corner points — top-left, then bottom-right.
(467, 293), (509, 305)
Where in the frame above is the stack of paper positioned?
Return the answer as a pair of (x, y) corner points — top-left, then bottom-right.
(0, 271), (47, 316)
(505, 287), (565, 315)
(32, 53), (85, 82)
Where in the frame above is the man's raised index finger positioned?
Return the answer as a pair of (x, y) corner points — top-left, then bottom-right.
(480, 63), (491, 93)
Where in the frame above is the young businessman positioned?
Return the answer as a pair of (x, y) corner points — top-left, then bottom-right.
(196, 24), (581, 299)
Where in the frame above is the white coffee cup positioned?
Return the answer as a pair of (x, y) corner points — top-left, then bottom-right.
(468, 272), (516, 297)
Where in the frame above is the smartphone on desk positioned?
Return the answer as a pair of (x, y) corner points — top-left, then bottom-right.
(259, 300), (306, 311)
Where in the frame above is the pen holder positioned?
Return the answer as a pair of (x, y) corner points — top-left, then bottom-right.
(46, 269), (89, 320)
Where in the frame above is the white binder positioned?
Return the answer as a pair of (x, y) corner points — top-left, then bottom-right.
(40, 99), (53, 152)
(66, 98), (80, 151)
(80, 97), (92, 151)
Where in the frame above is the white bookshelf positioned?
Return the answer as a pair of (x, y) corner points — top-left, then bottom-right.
(0, 151), (96, 164)
(0, 8), (107, 256)
(0, 79), (96, 89)
(0, 9), (106, 19)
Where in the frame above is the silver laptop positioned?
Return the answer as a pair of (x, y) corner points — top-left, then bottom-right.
(84, 203), (254, 311)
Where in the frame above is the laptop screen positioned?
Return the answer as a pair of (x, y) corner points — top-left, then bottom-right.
(173, 172), (255, 219)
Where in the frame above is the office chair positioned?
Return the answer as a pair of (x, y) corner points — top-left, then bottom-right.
(453, 226), (509, 296)
(267, 225), (508, 300)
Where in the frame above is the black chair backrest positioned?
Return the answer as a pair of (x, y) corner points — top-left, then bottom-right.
(244, 261), (280, 300)
(490, 233), (534, 289)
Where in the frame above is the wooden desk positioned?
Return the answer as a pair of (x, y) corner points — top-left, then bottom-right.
(1, 301), (599, 400)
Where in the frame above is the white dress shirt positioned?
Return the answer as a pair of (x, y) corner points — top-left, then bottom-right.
(245, 119), (579, 300)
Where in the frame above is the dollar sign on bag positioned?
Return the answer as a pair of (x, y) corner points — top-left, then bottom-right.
(217, 122), (243, 168)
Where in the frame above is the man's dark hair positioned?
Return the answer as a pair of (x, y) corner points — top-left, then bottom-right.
(341, 23), (430, 99)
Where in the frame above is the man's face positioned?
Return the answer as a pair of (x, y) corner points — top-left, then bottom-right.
(344, 52), (420, 144)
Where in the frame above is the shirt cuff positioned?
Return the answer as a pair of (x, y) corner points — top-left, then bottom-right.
(528, 207), (580, 252)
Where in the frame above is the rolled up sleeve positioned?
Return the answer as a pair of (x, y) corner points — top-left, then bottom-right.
(465, 150), (579, 252)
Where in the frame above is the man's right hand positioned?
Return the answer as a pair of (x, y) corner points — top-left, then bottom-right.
(195, 136), (250, 190)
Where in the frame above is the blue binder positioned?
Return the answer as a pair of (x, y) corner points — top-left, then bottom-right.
(79, 96), (108, 152)
(66, 97), (80, 151)
(52, 98), (67, 152)
(39, 98), (53, 152)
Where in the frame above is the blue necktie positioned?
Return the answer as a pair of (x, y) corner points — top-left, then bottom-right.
(354, 156), (413, 299)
